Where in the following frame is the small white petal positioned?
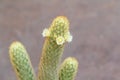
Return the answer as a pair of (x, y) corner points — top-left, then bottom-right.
(42, 28), (50, 37)
(66, 35), (73, 42)
(56, 36), (65, 45)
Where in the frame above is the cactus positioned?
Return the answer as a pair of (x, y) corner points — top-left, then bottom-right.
(38, 16), (72, 80)
(9, 16), (78, 80)
(59, 57), (78, 80)
(9, 42), (36, 80)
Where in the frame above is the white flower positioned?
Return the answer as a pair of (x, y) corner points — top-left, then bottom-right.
(66, 32), (73, 42)
(66, 34), (73, 42)
(56, 36), (65, 45)
(42, 28), (50, 37)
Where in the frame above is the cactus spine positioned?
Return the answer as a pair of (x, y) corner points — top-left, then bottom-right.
(9, 41), (36, 80)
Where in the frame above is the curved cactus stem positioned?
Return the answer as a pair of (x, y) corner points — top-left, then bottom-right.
(59, 57), (78, 80)
(9, 41), (36, 80)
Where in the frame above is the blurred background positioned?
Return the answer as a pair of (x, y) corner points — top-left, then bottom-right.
(0, 0), (120, 80)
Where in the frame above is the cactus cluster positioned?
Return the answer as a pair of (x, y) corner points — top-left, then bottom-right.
(9, 16), (78, 80)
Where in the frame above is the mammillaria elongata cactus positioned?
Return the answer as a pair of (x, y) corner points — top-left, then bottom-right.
(9, 16), (78, 80)
(9, 42), (36, 80)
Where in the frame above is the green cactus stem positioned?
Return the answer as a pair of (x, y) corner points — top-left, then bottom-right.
(38, 16), (72, 80)
(59, 57), (78, 80)
(9, 41), (36, 80)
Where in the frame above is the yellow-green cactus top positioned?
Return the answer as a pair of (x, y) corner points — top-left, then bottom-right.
(42, 16), (72, 45)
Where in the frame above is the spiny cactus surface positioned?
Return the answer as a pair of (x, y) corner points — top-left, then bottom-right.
(9, 41), (36, 80)
(59, 57), (78, 80)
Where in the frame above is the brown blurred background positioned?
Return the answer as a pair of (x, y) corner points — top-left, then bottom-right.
(0, 0), (120, 80)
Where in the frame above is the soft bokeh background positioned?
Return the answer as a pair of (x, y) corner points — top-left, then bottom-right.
(0, 0), (120, 80)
